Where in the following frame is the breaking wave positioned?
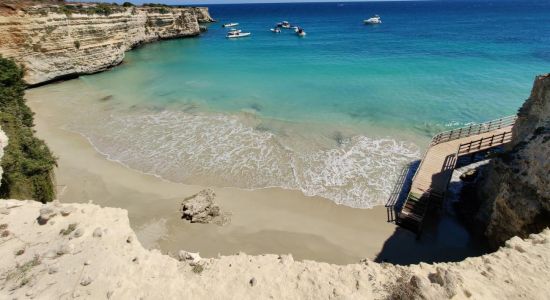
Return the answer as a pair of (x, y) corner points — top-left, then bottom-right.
(70, 108), (420, 208)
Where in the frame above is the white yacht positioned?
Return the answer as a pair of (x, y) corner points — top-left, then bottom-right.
(270, 28), (281, 33)
(364, 15), (382, 25)
(226, 31), (251, 38)
(277, 21), (291, 29)
(222, 22), (239, 28)
(296, 28), (306, 37)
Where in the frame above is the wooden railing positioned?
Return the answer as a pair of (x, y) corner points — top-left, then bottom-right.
(431, 115), (516, 146)
(457, 131), (513, 155)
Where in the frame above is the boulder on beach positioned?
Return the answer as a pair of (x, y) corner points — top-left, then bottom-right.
(180, 189), (230, 225)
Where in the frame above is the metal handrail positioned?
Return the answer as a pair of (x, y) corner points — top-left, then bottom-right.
(430, 115), (516, 146)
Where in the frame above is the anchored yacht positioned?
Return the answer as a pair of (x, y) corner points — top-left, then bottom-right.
(222, 22), (239, 28)
(226, 30), (251, 38)
(364, 15), (382, 25)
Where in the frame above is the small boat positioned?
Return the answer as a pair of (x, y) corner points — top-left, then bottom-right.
(222, 22), (239, 28)
(296, 28), (306, 37)
(293, 26), (299, 33)
(364, 15), (381, 25)
(277, 21), (291, 29)
(270, 28), (281, 33)
(228, 28), (242, 34)
(226, 31), (251, 38)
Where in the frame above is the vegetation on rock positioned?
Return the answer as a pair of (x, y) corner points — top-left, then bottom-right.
(0, 56), (57, 203)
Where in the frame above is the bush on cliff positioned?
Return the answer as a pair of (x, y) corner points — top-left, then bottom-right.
(0, 56), (57, 203)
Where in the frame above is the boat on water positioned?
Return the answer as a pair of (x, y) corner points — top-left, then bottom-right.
(277, 21), (292, 29)
(296, 28), (306, 37)
(364, 15), (382, 25)
(226, 31), (251, 38)
(222, 22), (239, 28)
(228, 28), (242, 33)
(270, 28), (281, 33)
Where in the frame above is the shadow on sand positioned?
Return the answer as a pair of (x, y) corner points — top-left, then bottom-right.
(378, 158), (489, 265)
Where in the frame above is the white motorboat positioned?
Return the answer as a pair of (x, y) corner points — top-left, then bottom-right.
(296, 28), (306, 37)
(277, 21), (291, 29)
(364, 15), (381, 25)
(270, 28), (281, 33)
(228, 28), (242, 34)
(222, 22), (239, 27)
(226, 31), (251, 38)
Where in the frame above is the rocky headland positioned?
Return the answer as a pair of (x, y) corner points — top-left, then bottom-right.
(477, 74), (550, 249)
(0, 1), (214, 85)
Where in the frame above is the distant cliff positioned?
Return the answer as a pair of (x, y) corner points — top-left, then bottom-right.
(0, 3), (214, 85)
(477, 74), (550, 249)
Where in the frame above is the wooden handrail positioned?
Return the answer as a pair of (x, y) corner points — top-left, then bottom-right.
(430, 115), (516, 146)
(457, 131), (512, 155)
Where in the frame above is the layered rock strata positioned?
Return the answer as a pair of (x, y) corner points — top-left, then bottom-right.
(0, 3), (213, 85)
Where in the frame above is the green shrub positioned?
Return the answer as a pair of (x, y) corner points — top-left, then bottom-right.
(59, 223), (77, 235)
(74, 40), (80, 49)
(0, 56), (57, 203)
(122, 2), (134, 7)
(192, 264), (204, 274)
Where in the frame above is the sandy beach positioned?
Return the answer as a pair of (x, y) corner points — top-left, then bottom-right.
(26, 85), (485, 265)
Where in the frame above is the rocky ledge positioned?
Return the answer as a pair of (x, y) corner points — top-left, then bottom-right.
(477, 74), (550, 249)
(1, 199), (549, 299)
(0, 2), (214, 85)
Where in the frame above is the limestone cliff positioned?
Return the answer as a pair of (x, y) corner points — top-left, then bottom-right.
(0, 3), (214, 85)
(1, 199), (549, 299)
(477, 74), (550, 249)
(193, 7), (216, 23)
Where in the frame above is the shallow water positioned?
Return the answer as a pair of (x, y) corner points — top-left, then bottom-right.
(35, 0), (550, 208)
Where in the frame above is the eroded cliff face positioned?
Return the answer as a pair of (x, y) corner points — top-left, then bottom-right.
(0, 4), (213, 85)
(1, 199), (550, 299)
(478, 74), (550, 249)
(193, 7), (215, 23)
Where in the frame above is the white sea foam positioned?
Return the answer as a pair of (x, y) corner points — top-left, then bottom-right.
(70, 108), (420, 208)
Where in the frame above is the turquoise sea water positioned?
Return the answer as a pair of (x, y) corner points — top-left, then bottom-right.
(42, 0), (550, 208)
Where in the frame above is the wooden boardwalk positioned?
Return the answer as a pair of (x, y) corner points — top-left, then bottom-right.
(397, 115), (516, 234)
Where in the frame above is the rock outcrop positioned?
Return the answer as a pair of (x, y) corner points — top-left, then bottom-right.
(1, 199), (549, 299)
(477, 74), (550, 249)
(181, 189), (231, 225)
(193, 7), (215, 23)
(0, 3), (214, 85)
